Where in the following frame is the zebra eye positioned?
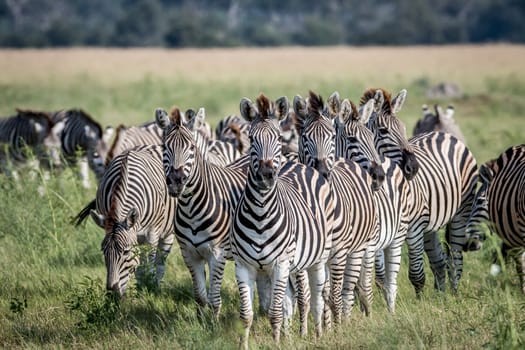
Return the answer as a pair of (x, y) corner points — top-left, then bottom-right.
(347, 136), (357, 143)
(378, 128), (389, 135)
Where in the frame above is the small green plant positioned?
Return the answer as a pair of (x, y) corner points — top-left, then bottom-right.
(66, 276), (121, 330)
(9, 297), (28, 315)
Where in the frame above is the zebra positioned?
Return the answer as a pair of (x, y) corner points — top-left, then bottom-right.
(89, 144), (177, 296)
(155, 105), (255, 318)
(331, 93), (412, 314)
(413, 104), (466, 143)
(0, 108), (62, 179)
(361, 88), (479, 294)
(293, 91), (378, 322)
(467, 145), (525, 291)
(215, 114), (251, 155)
(52, 109), (114, 188)
(233, 94), (334, 347)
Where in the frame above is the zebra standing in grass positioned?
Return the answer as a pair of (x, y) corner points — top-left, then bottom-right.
(52, 109), (114, 188)
(413, 104), (466, 143)
(361, 88), (479, 294)
(467, 145), (525, 292)
(0, 108), (62, 178)
(293, 91), (378, 322)
(331, 94), (412, 314)
(155, 106), (254, 318)
(233, 94), (334, 347)
(89, 144), (177, 296)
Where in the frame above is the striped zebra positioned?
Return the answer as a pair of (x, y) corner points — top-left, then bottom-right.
(155, 106), (253, 318)
(233, 94), (334, 347)
(89, 144), (177, 296)
(467, 145), (525, 292)
(52, 109), (114, 188)
(331, 94), (411, 314)
(0, 108), (62, 178)
(413, 104), (466, 143)
(215, 114), (251, 155)
(293, 91), (378, 322)
(361, 88), (479, 294)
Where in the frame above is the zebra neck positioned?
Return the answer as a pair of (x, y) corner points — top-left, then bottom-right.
(245, 172), (277, 208)
(177, 155), (207, 202)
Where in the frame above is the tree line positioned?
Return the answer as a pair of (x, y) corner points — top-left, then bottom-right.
(1, 0), (524, 48)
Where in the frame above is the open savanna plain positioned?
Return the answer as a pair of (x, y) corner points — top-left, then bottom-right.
(1, 45), (524, 349)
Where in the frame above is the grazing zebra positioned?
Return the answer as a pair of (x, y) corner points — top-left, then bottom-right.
(155, 106), (253, 318)
(467, 145), (525, 292)
(52, 109), (114, 188)
(89, 144), (177, 296)
(413, 104), (466, 143)
(361, 88), (479, 294)
(293, 91), (378, 322)
(0, 108), (62, 178)
(331, 94), (411, 314)
(233, 94), (334, 347)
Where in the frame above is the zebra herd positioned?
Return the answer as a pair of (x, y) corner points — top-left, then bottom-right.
(2, 88), (524, 347)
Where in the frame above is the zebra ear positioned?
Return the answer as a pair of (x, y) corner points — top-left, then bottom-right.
(293, 95), (307, 130)
(479, 163), (495, 183)
(274, 96), (289, 122)
(445, 105), (455, 120)
(359, 98), (375, 124)
(90, 209), (106, 228)
(339, 99), (353, 123)
(326, 91), (340, 119)
(392, 89), (407, 114)
(155, 108), (171, 130)
(126, 208), (138, 229)
(240, 98), (258, 122)
(103, 126), (114, 144)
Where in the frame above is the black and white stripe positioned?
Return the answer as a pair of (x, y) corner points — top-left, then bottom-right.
(89, 144), (177, 297)
(155, 106), (250, 317)
(293, 91), (378, 322)
(361, 88), (479, 294)
(233, 94), (333, 347)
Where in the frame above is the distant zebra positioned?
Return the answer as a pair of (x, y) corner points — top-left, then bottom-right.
(0, 108), (62, 178)
(332, 94), (411, 314)
(467, 145), (525, 292)
(155, 106), (253, 318)
(233, 94), (334, 347)
(413, 104), (466, 143)
(361, 88), (479, 294)
(89, 144), (177, 296)
(293, 91), (378, 322)
(52, 109), (114, 188)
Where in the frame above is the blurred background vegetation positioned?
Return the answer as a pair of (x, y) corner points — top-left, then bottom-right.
(1, 0), (524, 48)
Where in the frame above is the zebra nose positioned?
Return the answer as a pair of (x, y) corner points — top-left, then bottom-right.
(402, 149), (419, 180)
(369, 161), (385, 191)
(107, 281), (121, 295)
(314, 159), (331, 180)
(258, 160), (275, 179)
(168, 166), (186, 185)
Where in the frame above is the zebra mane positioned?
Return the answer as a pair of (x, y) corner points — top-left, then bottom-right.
(15, 108), (53, 124)
(307, 90), (325, 119)
(107, 150), (130, 230)
(256, 94), (272, 119)
(360, 88), (393, 115)
(105, 124), (127, 165)
(67, 109), (103, 138)
(349, 100), (359, 120)
(169, 106), (184, 127)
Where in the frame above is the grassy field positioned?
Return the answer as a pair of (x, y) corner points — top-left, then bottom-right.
(1, 45), (525, 349)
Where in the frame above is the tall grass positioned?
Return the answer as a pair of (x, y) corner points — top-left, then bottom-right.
(1, 46), (525, 348)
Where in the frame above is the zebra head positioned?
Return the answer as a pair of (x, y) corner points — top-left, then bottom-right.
(155, 107), (197, 197)
(465, 163), (494, 251)
(293, 90), (335, 180)
(93, 208), (140, 297)
(361, 88), (419, 180)
(240, 94), (289, 190)
(333, 96), (386, 191)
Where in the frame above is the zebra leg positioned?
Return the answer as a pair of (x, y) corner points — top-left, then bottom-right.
(358, 246), (375, 317)
(375, 249), (386, 289)
(155, 235), (175, 288)
(78, 156), (91, 189)
(307, 262), (327, 339)
(283, 273), (296, 338)
(424, 231), (447, 292)
(322, 268), (332, 331)
(445, 218), (467, 294)
(341, 248), (366, 317)
(181, 251), (208, 317)
(235, 261), (257, 350)
(135, 246), (157, 291)
(383, 236), (405, 313)
(514, 251), (525, 294)
(207, 253), (227, 318)
(256, 272), (271, 315)
(327, 248), (349, 325)
(406, 230), (426, 296)
(296, 270), (310, 337)
(269, 259), (291, 343)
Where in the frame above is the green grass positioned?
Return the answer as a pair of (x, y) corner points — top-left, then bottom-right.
(1, 46), (525, 349)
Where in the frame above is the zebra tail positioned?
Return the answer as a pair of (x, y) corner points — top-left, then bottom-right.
(71, 199), (96, 227)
